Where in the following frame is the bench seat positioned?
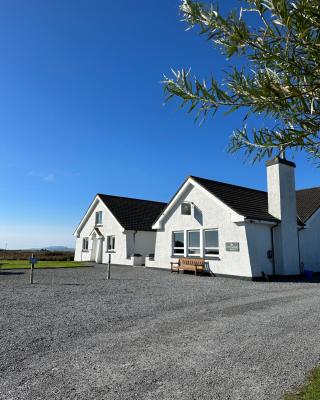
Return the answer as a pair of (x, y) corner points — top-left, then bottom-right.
(171, 257), (205, 276)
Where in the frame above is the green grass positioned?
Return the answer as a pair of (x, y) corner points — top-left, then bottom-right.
(0, 259), (91, 269)
(285, 368), (320, 399)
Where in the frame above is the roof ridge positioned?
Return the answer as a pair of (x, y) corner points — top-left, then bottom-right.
(296, 186), (320, 192)
(97, 193), (167, 205)
(189, 175), (267, 194)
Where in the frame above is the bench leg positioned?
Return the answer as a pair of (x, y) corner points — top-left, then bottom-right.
(195, 268), (197, 276)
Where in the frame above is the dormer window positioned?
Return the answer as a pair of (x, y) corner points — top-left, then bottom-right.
(181, 202), (192, 215)
(95, 211), (103, 225)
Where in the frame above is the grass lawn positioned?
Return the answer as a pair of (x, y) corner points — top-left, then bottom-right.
(0, 259), (91, 269)
(285, 368), (320, 399)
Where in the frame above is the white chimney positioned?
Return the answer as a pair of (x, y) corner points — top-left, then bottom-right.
(266, 157), (300, 275)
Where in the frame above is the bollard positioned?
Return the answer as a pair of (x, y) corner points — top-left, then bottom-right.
(107, 253), (111, 280)
(30, 253), (34, 284)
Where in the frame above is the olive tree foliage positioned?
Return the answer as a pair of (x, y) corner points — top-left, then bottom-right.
(163, 0), (320, 162)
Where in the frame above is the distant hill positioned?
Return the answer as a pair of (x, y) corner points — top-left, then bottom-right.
(44, 246), (75, 252)
(25, 246), (75, 252)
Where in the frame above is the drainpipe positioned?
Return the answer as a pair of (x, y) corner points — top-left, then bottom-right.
(133, 230), (138, 254)
(270, 223), (278, 276)
(297, 227), (304, 274)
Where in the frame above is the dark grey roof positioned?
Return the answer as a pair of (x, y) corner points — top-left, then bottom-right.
(191, 176), (320, 224)
(191, 176), (278, 222)
(98, 194), (166, 231)
(296, 187), (320, 223)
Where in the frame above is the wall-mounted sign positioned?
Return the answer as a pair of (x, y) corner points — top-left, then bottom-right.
(225, 242), (240, 252)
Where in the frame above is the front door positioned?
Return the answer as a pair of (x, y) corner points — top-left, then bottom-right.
(95, 237), (103, 264)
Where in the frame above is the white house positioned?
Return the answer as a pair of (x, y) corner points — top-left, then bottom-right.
(149, 157), (320, 279)
(74, 194), (166, 266)
(74, 157), (320, 279)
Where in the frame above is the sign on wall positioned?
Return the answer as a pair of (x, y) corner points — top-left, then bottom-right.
(225, 242), (240, 252)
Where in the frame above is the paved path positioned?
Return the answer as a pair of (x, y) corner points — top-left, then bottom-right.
(1, 265), (320, 399)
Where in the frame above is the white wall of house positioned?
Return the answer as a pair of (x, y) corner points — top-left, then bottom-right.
(151, 182), (272, 278)
(299, 210), (320, 272)
(74, 198), (157, 266)
(245, 222), (274, 277)
(74, 199), (128, 264)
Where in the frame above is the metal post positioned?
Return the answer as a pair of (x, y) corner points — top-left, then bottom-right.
(107, 253), (111, 280)
(30, 253), (34, 284)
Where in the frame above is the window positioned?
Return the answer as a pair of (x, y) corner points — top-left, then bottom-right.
(172, 231), (184, 255)
(95, 211), (102, 225)
(82, 237), (89, 251)
(204, 229), (219, 256)
(188, 230), (200, 256)
(106, 235), (115, 252)
(181, 202), (191, 215)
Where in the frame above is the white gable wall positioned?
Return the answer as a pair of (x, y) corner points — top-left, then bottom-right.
(74, 199), (128, 265)
(151, 183), (259, 277)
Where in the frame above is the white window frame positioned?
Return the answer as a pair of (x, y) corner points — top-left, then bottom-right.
(204, 229), (219, 256)
(187, 230), (200, 257)
(106, 235), (115, 252)
(95, 211), (103, 226)
(82, 237), (89, 251)
(172, 231), (185, 256)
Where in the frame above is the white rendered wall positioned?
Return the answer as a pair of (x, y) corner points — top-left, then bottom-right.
(267, 161), (300, 275)
(245, 223), (273, 277)
(152, 183), (271, 278)
(299, 210), (320, 271)
(134, 231), (157, 256)
(74, 200), (128, 265)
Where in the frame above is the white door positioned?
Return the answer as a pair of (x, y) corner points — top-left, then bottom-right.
(95, 238), (103, 264)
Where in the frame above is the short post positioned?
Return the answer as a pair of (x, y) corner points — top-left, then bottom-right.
(30, 253), (34, 284)
(107, 253), (111, 280)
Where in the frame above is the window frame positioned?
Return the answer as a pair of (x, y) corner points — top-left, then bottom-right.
(106, 235), (116, 252)
(204, 229), (219, 257)
(187, 230), (201, 257)
(172, 231), (185, 256)
(82, 237), (89, 251)
(95, 211), (103, 226)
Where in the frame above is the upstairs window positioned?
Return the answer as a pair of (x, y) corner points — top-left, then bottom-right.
(95, 211), (103, 225)
(82, 237), (89, 251)
(188, 230), (200, 256)
(107, 235), (115, 252)
(181, 202), (192, 215)
(172, 231), (184, 255)
(204, 229), (219, 256)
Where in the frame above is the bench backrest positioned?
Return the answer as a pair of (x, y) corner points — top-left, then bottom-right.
(179, 257), (205, 267)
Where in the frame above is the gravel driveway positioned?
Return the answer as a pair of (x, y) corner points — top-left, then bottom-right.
(1, 264), (320, 400)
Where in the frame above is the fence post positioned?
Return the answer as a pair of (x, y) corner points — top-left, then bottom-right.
(107, 253), (111, 280)
(30, 253), (34, 284)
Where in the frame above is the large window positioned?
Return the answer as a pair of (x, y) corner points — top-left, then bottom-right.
(172, 231), (184, 255)
(204, 229), (219, 256)
(95, 211), (103, 225)
(82, 237), (89, 251)
(106, 235), (115, 252)
(188, 230), (200, 256)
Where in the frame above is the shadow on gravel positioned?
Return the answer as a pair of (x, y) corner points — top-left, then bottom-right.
(267, 274), (320, 283)
(0, 271), (25, 275)
(61, 283), (84, 286)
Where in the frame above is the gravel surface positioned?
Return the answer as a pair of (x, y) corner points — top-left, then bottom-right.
(1, 265), (320, 400)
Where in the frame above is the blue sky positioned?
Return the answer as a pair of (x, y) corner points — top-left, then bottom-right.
(0, 0), (318, 249)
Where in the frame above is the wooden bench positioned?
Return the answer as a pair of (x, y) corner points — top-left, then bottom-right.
(171, 257), (205, 276)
